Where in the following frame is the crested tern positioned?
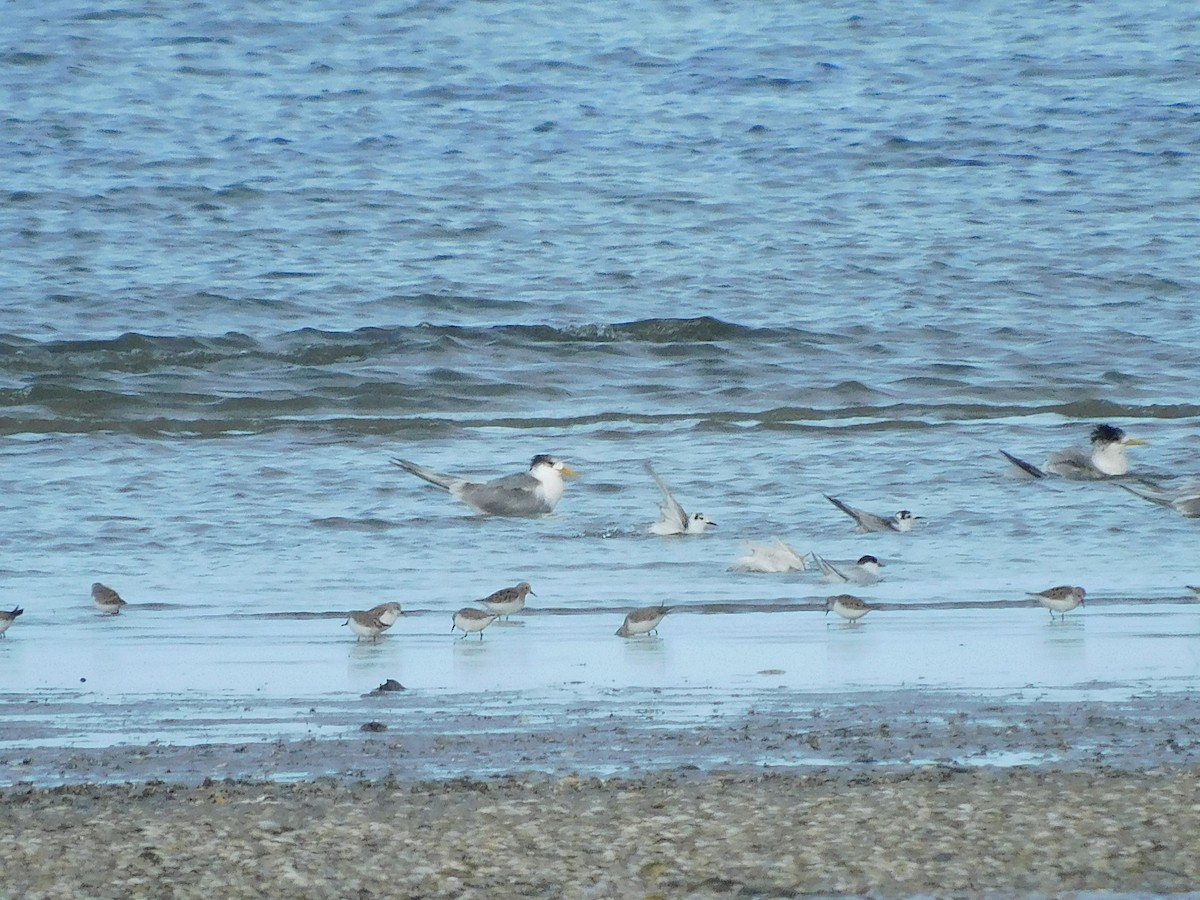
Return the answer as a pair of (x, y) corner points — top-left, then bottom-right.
(616, 604), (671, 638)
(1001, 424), (1148, 479)
(825, 496), (919, 533)
(1115, 479), (1200, 518)
(392, 454), (578, 517)
(813, 553), (883, 586)
(0, 605), (23, 638)
(91, 582), (127, 615)
(478, 581), (534, 619)
(729, 537), (809, 573)
(452, 607), (499, 639)
(644, 461), (715, 535)
(1029, 585), (1085, 620)
(824, 593), (876, 624)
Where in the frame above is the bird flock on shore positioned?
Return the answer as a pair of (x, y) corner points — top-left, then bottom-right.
(4, 423), (1192, 645)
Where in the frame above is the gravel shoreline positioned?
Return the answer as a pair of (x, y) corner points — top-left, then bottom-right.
(4, 766), (1200, 898)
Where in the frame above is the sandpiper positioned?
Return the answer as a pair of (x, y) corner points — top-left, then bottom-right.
(1029, 585), (1086, 620)
(366, 601), (403, 628)
(478, 582), (534, 620)
(91, 583), (127, 615)
(452, 607), (499, 639)
(0, 605), (23, 637)
(615, 605), (671, 638)
(824, 593), (876, 624)
(344, 609), (391, 642)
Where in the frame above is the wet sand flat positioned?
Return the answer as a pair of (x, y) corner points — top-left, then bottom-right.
(4, 766), (1200, 898)
(5, 691), (1200, 897)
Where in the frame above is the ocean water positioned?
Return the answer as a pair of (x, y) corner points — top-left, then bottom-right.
(2, 1), (1200, 761)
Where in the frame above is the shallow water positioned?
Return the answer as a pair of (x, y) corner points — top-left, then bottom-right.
(2, 1), (1200, 775)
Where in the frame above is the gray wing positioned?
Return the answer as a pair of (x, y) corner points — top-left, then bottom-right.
(1042, 447), (1100, 479)
(1000, 450), (1046, 479)
(1117, 479), (1200, 518)
(825, 496), (890, 532)
(813, 553), (849, 584)
(458, 471), (549, 517)
(391, 459), (463, 492)
(644, 461), (688, 530)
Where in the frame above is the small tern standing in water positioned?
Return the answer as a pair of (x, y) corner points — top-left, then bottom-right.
(91, 583), (127, 615)
(729, 537), (809, 573)
(1029, 585), (1086, 620)
(1001, 424), (1148, 480)
(391, 454), (579, 517)
(825, 496), (919, 533)
(644, 461), (715, 535)
(478, 581), (535, 619)
(452, 607), (500, 639)
(616, 605), (671, 638)
(813, 554), (883, 586)
(0, 605), (23, 637)
(824, 594), (877, 624)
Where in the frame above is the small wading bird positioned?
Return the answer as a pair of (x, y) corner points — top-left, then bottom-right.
(0, 606), (23, 637)
(391, 454), (579, 517)
(366, 601), (403, 629)
(813, 553), (883, 586)
(91, 582), (127, 615)
(1001, 424), (1148, 480)
(825, 496), (919, 533)
(1029, 585), (1086, 620)
(616, 605), (671, 638)
(824, 594), (877, 624)
(344, 609), (390, 643)
(477, 582), (534, 620)
(452, 607), (500, 639)
(644, 461), (716, 535)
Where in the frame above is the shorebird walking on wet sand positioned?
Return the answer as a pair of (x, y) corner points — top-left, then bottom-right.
(825, 496), (919, 533)
(344, 609), (390, 643)
(452, 607), (500, 639)
(0, 605), (23, 637)
(824, 594), (877, 624)
(477, 582), (535, 620)
(91, 583), (127, 615)
(366, 601), (403, 629)
(392, 454), (579, 517)
(1029, 585), (1086, 620)
(615, 605), (671, 638)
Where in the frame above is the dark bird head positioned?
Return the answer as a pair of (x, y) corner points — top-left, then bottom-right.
(1090, 424), (1126, 446)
